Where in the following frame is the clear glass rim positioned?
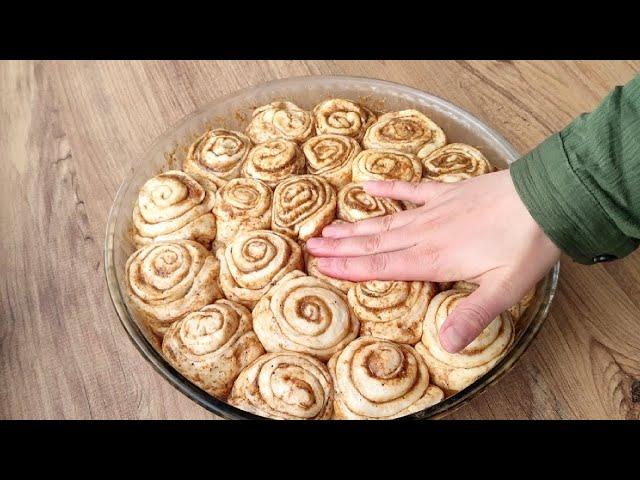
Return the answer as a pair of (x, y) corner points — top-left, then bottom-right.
(104, 74), (560, 420)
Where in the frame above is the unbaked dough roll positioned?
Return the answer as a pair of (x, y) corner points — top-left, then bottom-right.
(337, 182), (404, 222)
(313, 98), (376, 140)
(363, 109), (446, 156)
(132, 170), (216, 249)
(216, 230), (303, 309)
(214, 178), (272, 244)
(241, 139), (305, 187)
(302, 134), (361, 189)
(329, 337), (444, 419)
(348, 280), (437, 344)
(271, 174), (337, 241)
(450, 280), (479, 292)
(253, 270), (359, 361)
(183, 128), (251, 189)
(352, 149), (422, 184)
(162, 300), (265, 399)
(245, 101), (314, 144)
(437, 282), (455, 292)
(416, 289), (514, 393)
(125, 240), (223, 337)
(508, 289), (535, 321)
(420, 143), (494, 182)
(228, 352), (334, 419)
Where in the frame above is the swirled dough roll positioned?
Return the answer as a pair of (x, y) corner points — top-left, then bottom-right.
(242, 139), (305, 187)
(228, 352), (334, 419)
(271, 174), (337, 241)
(125, 240), (223, 337)
(508, 289), (535, 321)
(416, 289), (514, 392)
(450, 281), (478, 292)
(302, 134), (361, 189)
(214, 178), (272, 244)
(352, 149), (422, 184)
(420, 143), (494, 182)
(253, 270), (359, 361)
(216, 230), (303, 309)
(132, 170), (216, 249)
(348, 280), (437, 344)
(328, 337), (444, 419)
(363, 109), (446, 156)
(450, 281), (535, 322)
(183, 129), (251, 189)
(245, 101), (314, 144)
(337, 182), (404, 222)
(313, 98), (376, 140)
(304, 251), (354, 294)
(162, 300), (265, 398)
(437, 282), (455, 292)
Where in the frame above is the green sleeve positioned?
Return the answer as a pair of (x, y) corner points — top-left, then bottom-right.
(510, 74), (640, 264)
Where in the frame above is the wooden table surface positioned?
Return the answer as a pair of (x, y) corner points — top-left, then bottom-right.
(2, 60), (639, 420)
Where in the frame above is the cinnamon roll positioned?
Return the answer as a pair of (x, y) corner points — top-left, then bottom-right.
(214, 178), (273, 245)
(450, 280), (478, 292)
(228, 352), (334, 419)
(313, 98), (376, 140)
(508, 288), (535, 321)
(363, 110), (446, 156)
(302, 134), (361, 189)
(450, 281), (535, 322)
(304, 251), (354, 294)
(125, 240), (223, 337)
(132, 170), (216, 249)
(437, 282), (455, 292)
(271, 174), (337, 242)
(253, 270), (359, 361)
(416, 289), (514, 393)
(245, 101), (314, 144)
(329, 337), (444, 420)
(337, 182), (404, 222)
(162, 300), (265, 399)
(216, 230), (303, 309)
(241, 139), (305, 188)
(352, 149), (422, 184)
(420, 143), (494, 182)
(348, 280), (437, 344)
(183, 129), (251, 189)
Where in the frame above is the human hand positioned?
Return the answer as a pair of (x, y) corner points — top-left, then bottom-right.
(305, 169), (561, 353)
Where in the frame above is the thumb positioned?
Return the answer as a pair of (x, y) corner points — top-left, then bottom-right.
(439, 282), (516, 353)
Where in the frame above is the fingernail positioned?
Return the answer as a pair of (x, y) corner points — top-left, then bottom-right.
(306, 238), (322, 250)
(362, 181), (379, 193)
(440, 325), (466, 353)
(322, 225), (340, 237)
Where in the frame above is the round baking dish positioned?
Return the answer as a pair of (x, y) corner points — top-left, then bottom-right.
(105, 75), (559, 419)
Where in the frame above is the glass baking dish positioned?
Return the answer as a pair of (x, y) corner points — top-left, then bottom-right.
(104, 75), (559, 419)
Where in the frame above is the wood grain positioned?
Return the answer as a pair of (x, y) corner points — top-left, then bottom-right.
(1, 60), (639, 419)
